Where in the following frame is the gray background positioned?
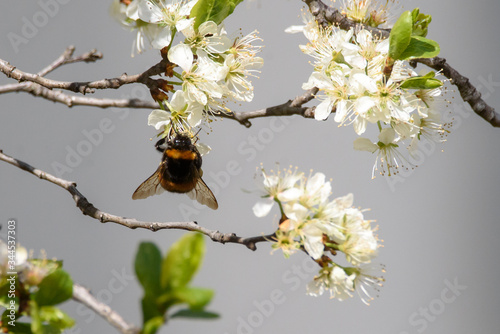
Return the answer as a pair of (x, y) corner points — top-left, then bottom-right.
(1, 0), (500, 333)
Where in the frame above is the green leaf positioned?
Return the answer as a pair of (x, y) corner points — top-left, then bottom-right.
(142, 316), (164, 334)
(38, 306), (75, 330)
(172, 287), (214, 310)
(141, 294), (163, 325)
(135, 242), (162, 297)
(156, 286), (214, 311)
(37, 325), (61, 334)
(170, 309), (220, 319)
(5, 321), (61, 334)
(0, 278), (18, 309)
(155, 291), (176, 310)
(397, 35), (440, 60)
(3, 321), (33, 334)
(161, 233), (205, 291)
(33, 269), (73, 307)
(30, 300), (43, 334)
(2, 309), (25, 333)
(400, 72), (443, 89)
(411, 8), (432, 37)
(191, 0), (244, 30)
(389, 10), (413, 60)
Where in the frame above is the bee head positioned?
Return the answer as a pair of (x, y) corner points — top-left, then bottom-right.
(171, 134), (192, 148)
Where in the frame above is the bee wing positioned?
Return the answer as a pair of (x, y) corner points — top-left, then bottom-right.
(132, 165), (165, 200)
(187, 173), (218, 210)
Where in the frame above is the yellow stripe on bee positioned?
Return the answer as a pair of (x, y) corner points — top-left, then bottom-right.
(166, 149), (197, 160)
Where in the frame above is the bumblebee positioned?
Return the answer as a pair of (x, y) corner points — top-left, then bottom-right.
(132, 133), (218, 210)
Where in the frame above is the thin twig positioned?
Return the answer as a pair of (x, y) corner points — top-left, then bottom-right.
(222, 88), (319, 127)
(302, 0), (500, 127)
(72, 283), (140, 334)
(37, 46), (103, 77)
(0, 150), (272, 251)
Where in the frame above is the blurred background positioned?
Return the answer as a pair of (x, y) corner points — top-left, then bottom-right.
(1, 0), (500, 333)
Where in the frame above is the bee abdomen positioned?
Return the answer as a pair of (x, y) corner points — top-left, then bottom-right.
(161, 154), (199, 193)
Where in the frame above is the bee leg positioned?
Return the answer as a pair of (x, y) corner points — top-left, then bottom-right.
(155, 137), (166, 153)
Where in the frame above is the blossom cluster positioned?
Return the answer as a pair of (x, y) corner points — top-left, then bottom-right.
(253, 166), (384, 304)
(111, 0), (263, 139)
(340, 0), (401, 28)
(0, 240), (59, 288)
(0, 241), (76, 332)
(287, 10), (450, 178)
(0, 239), (27, 278)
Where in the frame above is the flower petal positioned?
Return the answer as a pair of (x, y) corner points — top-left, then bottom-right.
(285, 25), (304, 34)
(137, 0), (164, 23)
(125, 0), (140, 20)
(355, 96), (376, 115)
(353, 138), (378, 152)
(176, 18), (194, 32)
(353, 72), (378, 93)
(148, 109), (171, 130)
(378, 128), (396, 144)
(278, 187), (302, 202)
(252, 199), (275, 217)
(196, 142), (211, 156)
(315, 99), (334, 120)
(151, 28), (173, 50)
(168, 43), (193, 72)
(302, 224), (325, 259)
(187, 105), (203, 127)
(169, 90), (184, 109)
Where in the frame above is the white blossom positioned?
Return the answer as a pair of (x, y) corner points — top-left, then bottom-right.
(0, 240), (28, 277)
(289, 9), (447, 176)
(133, 0), (198, 49)
(182, 21), (232, 55)
(354, 127), (411, 178)
(147, 90), (203, 135)
(110, 0), (163, 56)
(307, 266), (355, 301)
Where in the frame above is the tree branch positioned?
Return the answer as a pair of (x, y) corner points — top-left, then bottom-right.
(0, 46), (319, 124)
(302, 0), (500, 127)
(0, 55), (164, 95)
(72, 283), (140, 334)
(0, 81), (157, 109)
(409, 57), (500, 127)
(222, 88), (319, 127)
(0, 46), (158, 109)
(0, 150), (272, 251)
